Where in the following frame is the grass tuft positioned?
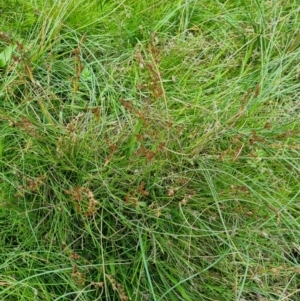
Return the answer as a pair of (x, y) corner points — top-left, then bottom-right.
(1, 0), (300, 300)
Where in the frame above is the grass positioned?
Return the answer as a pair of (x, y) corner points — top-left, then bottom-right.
(0, 0), (300, 300)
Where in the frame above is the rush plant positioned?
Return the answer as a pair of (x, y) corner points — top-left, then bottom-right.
(0, 1), (299, 300)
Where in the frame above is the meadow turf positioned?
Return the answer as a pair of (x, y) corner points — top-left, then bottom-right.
(0, 0), (300, 300)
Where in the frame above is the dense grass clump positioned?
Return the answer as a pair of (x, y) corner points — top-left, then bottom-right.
(0, 1), (300, 300)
